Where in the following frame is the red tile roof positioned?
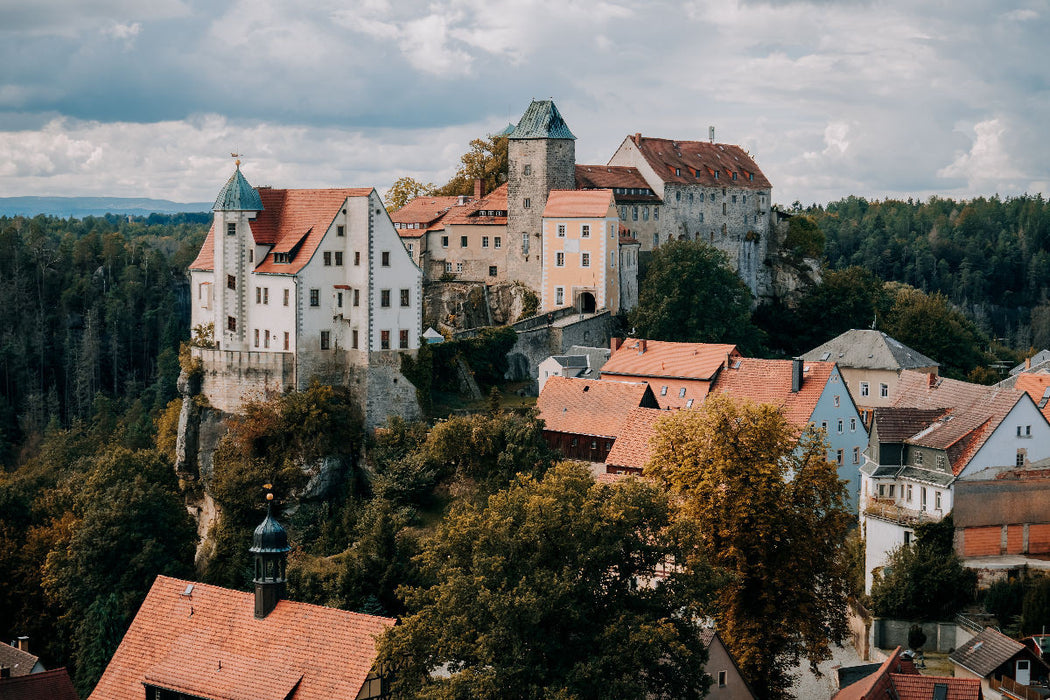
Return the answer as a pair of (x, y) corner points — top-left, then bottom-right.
(389, 196), (461, 225)
(189, 187), (373, 275)
(892, 371), (1027, 475)
(889, 673), (981, 700)
(88, 576), (394, 700)
(1014, 373), (1050, 422)
(833, 647), (904, 700)
(601, 340), (739, 381)
(0, 668), (78, 700)
(629, 136), (772, 190)
(604, 407), (672, 471)
(441, 183), (508, 225)
(542, 189), (615, 218)
(537, 376), (655, 438)
(574, 165), (660, 202)
(710, 358), (834, 427)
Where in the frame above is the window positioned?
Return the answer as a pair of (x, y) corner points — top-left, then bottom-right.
(1027, 425), (1032, 436)
(407, 243), (413, 255)
(489, 265), (497, 276)
(226, 222), (236, 236)
(354, 251), (361, 265)
(381, 289), (391, 307)
(256, 287), (262, 303)
(632, 206), (638, 221)
(249, 248), (253, 262)
(581, 252), (590, 267)
(904, 531), (912, 546)
(678, 388), (687, 398)
(834, 395), (840, 407)
(921, 487), (927, 509)
(352, 329), (358, 349)
(686, 398), (694, 408)
(335, 252), (343, 265)
(653, 207), (659, 220)
(283, 332), (289, 350)
(522, 233), (529, 255)
(320, 330), (330, 350)
(555, 287), (564, 306)
(642, 207), (649, 221)
(337, 291), (343, 308)
(494, 236), (501, 248)
(836, 449), (844, 465)
(837, 419), (843, 433)
(283, 289), (289, 306)
(732, 194), (737, 203)
(916, 451), (923, 465)
(676, 191), (681, 201)
(723, 202), (727, 215)
(324, 251), (332, 266)
(460, 236), (468, 248)
(850, 418), (857, 431)
(380, 330), (390, 349)
(254, 328), (259, 347)
(337, 224), (345, 237)
(445, 262), (453, 273)
(482, 236), (489, 248)
(399, 329), (409, 349)
(400, 289), (410, 307)
(860, 382), (869, 397)
(654, 233), (659, 246)
(227, 315), (236, 331)
(456, 262), (463, 273)
(935, 491), (942, 510)
(227, 274), (236, 290)
(523, 198), (531, 208)
(556, 252), (565, 267)
(581, 224), (590, 238)
(310, 289), (319, 307)
(698, 212), (704, 223)
(880, 383), (888, 398)
(718, 671), (727, 688)
(660, 386), (668, 396)
(1017, 450), (1026, 467)
(821, 421), (828, 432)
(381, 251), (390, 266)
(441, 236), (449, 248)
(263, 288), (268, 304)
(906, 484), (913, 502)
(853, 447), (860, 464)
(555, 223), (567, 238)
(523, 164), (531, 176)
(353, 289), (360, 306)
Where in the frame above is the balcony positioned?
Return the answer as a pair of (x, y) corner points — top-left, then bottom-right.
(862, 497), (939, 526)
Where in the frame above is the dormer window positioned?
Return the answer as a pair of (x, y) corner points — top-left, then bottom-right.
(675, 168), (681, 176)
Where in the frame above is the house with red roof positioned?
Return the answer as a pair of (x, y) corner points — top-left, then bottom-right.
(536, 376), (659, 463)
(89, 502), (395, 700)
(414, 183), (511, 283)
(834, 647), (982, 700)
(859, 371), (1050, 592)
(600, 338), (741, 409)
(390, 193), (464, 268)
(0, 668), (78, 700)
(188, 162), (423, 427)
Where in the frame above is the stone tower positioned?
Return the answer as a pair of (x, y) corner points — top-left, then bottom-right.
(506, 100), (576, 290)
(212, 162), (263, 352)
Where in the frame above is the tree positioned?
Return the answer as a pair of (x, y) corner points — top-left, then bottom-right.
(870, 516), (975, 621)
(384, 177), (436, 212)
(435, 133), (509, 197)
(648, 394), (853, 699)
(631, 239), (760, 351)
(1022, 575), (1050, 636)
(379, 462), (718, 699)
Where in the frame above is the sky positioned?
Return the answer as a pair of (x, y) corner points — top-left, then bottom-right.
(0, 0), (1047, 207)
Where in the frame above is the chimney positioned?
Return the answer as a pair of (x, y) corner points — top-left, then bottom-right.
(633, 133), (641, 146)
(1027, 356), (1032, 370)
(639, 339), (647, 354)
(611, 337), (622, 352)
(474, 178), (484, 200)
(14, 637), (28, 654)
(709, 126), (715, 143)
(928, 373), (937, 388)
(791, 358), (803, 393)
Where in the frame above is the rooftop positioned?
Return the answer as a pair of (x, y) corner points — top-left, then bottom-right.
(0, 642), (38, 678)
(543, 189), (615, 218)
(604, 407), (671, 471)
(627, 135), (771, 190)
(601, 339), (739, 382)
(802, 329), (938, 372)
(537, 376), (656, 439)
(441, 183), (508, 226)
(710, 358), (836, 427)
(214, 165), (264, 212)
(509, 100), (576, 140)
(0, 668), (78, 700)
(950, 626), (1028, 678)
(389, 195), (462, 227)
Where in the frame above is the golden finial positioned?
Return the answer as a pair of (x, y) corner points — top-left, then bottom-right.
(231, 153), (242, 169)
(266, 492), (274, 501)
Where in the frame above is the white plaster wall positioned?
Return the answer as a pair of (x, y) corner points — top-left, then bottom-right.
(962, 398), (1050, 478)
(366, 191), (423, 352)
(863, 514), (913, 594)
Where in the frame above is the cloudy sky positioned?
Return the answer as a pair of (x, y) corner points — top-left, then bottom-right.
(0, 0), (1047, 206)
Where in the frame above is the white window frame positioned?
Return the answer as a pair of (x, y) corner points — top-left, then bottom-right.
(556, 252), (565, 267)
(581, 252), (590, 267)
(860, 382), (869, 397)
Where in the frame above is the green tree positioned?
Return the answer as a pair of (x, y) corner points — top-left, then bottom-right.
(631, 239), (760, 351)
(435, 133), (509, 197)
(870, 516), (975, 621)
(384, 177), (436, 212)
(379, 462), (718, 700)
(648, 394), (853, 699)
(1022, 576), (1050, 636)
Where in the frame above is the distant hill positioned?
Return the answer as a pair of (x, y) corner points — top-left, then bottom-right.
(0, 196), (212, 218)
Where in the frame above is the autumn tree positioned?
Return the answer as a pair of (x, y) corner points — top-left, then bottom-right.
(384, 176), (436, 212)
(379, 462), (718, 699)
(631, 239), (761, 352)
(435, 133), (509, 197)
(648, 394), (853, 699)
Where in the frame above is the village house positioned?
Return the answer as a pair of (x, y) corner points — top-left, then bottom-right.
(388, 193), (464, 269)
(0, 639), (43, 678)
(600, 338), (742, 408)
(950, 627), (1048, 698)
(535, 376), (658, 464)
(188, 163), (423, 427)
(89, 503), (395, 700)
(604, 406), (669, 476)
(859, 371), (1050, 593)
(834, 647), (982, 700)
(701, 629), (758, 700)
(419, 183), (510, 283)
(802, 329), (939, 424)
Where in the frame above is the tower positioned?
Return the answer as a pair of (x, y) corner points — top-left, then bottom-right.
(212, 160), (263, 352)
(249, 491), (289, 619)
(506, 99), (576, 289)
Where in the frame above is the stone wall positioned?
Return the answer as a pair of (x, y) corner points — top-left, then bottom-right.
(872, 619), (961, 653)
(193, 347), (295, 414)
(363, 350), (422, 428)
(505, 310), (615, 391)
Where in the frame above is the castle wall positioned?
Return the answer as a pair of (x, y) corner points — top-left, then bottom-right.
(193, 347), (296, 414)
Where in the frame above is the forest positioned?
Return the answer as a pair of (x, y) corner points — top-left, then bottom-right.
(1, 189), (1049, 697)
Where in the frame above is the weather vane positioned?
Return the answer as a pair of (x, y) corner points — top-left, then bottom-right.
(231, 152), (243, 168)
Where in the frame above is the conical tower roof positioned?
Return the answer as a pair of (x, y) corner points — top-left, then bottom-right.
(249, 504), (290, 554)
(214, 163), (263, 212)
(509, 99), (576, 140)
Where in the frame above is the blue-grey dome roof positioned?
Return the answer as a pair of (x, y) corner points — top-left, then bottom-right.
(214, 165), (263, 212)
(250, 507), (290, 554)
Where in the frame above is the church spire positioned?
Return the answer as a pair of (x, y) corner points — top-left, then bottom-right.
(249, 486), (289, 619)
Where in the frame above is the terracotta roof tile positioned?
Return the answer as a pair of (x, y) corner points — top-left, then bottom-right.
(1014, 373), (1050, 422)
(0, 668), (78, 700)
(601, 340), (739, 382)
(542, 189), (615, 218)
(631, 136), (771, 190)
(710, 358), (834, 427)
(441, 183), (508, 226)
(537, 376), (655, 438)
(88, 576), (394, 700)
(574, 165), (660, 203)
(889, 673), (981, 700)
(389, 196), (461, 225)
(833, 647), (904, 700)
(189, 187), (373, 275)
(604, 407), (672, 471)
(0, 642), (38, 677)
